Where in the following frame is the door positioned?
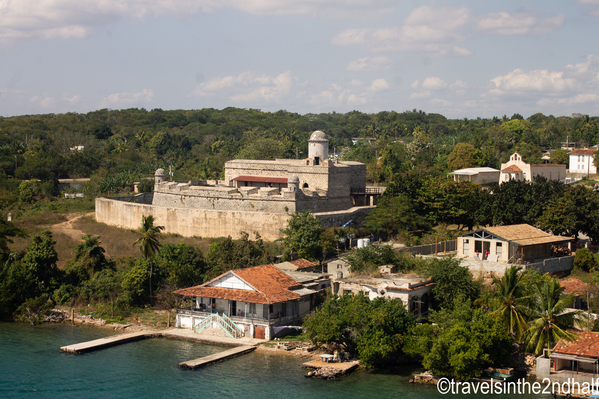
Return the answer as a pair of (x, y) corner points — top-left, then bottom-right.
(254, 326), (266, 339)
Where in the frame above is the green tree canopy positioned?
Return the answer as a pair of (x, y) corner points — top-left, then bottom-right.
(447, 142), (477, 170)
(281, 211), (325, 261)
(303, 292), (415, 367)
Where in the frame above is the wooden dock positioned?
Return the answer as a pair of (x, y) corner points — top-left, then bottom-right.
(179, 345), (256, 369)
(60, 331), (162, 354)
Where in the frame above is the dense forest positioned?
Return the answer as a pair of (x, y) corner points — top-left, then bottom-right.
(1, 108), (598, 209)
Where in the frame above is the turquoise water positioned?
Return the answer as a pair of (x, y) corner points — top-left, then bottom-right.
(0, 322), (552, 398)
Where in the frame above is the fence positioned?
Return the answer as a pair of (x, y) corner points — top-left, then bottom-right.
(398, 240), (457, 256)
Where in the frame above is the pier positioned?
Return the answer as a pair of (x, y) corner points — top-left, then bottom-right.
(179, 346), (256, 369)
(60, 331), (161, 354)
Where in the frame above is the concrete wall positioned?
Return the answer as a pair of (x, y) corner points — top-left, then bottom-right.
(461, 256), (574, 278)
(536, 356), (551, 376)
(525, 256), (574, 274)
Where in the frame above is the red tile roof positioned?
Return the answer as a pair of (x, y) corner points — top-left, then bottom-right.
(289, 259), (318, 270)
(559, 277), (588, 296)
(501, 165), (522, 173)
(173, 265), (302, 304)
(569, 149), (597, 155)
(232, 175), (288, 184)
(553, 331), (599, 358)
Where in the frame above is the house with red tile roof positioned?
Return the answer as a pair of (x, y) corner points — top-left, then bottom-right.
(499, 152), (566, 184)
(560, 277), (589, 310)
(550, 331), (599, 375)
(274, 258), (319, 273)
(569, 148), (597, 174)
(173, 264), (329, 340)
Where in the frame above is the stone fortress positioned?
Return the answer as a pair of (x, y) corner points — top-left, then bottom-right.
(95, 131), (380, 241)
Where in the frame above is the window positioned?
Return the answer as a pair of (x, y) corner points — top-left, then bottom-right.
(463, 239), (470, 255)
(249, 303), (256, 315)
(496, 242), (503, 257)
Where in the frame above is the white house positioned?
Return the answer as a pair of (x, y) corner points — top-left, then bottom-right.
(447, 167), (500, 185)
(499, 152), (566, 184)
(568, 148), (597, 174)
(335, 275), (434, 318)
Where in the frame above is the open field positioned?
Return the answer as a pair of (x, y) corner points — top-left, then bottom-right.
(9, 210), (216, 268)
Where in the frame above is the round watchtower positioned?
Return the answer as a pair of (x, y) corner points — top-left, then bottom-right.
(155, 168), (166, 184)
(308, 130), (329, 164)
(288, 174), (299, 191)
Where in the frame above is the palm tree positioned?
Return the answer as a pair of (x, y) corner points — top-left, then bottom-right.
(524, 279), (582, 355)
(486, 265), (530, 342)
(133, 215), (164, 303)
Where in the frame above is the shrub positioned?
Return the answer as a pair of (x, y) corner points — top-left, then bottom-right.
(574, 248), (597, 272)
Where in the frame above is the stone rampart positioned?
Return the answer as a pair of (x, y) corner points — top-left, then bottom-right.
(95, 198), (374, 241)
(152, 180), (353, 214)
(96, 197), (292, 241)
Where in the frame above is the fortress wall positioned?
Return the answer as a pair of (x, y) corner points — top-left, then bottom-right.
(152, 181), (355, 214)
(95, 198), (292, 241)
(96, 198), (375, 241)
(152, 189), (297, 213)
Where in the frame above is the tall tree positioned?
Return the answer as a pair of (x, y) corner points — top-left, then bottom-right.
(447, 142), (478, 170)
(485, 265), (530, 341)
(525, 279), (582, 355)
(280, 211), (324, 261)
(133, 215), (164, 302)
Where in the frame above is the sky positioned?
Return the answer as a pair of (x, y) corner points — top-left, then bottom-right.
(1, 0), (599, 119)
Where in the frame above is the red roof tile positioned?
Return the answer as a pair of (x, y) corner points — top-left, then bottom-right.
(553, 331), (599, 358)
(501, 165), (522, 173)
(173, 265), (301, 304)
(559, 277), (588, 296)
(289, 259), (318, 270)
(232, 175), (288, 184)
(569, 149), (597, 155)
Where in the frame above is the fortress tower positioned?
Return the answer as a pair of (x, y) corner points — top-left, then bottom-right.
(308, 130), (329, 165)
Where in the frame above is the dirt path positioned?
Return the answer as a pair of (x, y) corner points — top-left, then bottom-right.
(46, 212), (94, 242)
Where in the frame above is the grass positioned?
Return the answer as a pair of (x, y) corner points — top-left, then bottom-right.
(8, 210), (217, 269)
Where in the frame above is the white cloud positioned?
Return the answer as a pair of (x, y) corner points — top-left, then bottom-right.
(0, 0), (397, 43)
(192, 71), (296, 104)
(229, 0), (397, 18)
(346, 56), (393, 72)
(409, 91), (431, 99)
(332, 6), (472, 57)
(99, 89), (153, 108)
(450, 80), (469, 89)
(30, 95), (55, 108)
(369, 78), (389, 92)
(62, 94), (81, 104)
(421, 77), (447, 89)
(332, 6), (564, 57)
(410, 80), (419, 89)
(431, 98), (452, 107)
(578, 0), (599, 16)
(476, 8), (564, 36)
(486, 55), (599, 110)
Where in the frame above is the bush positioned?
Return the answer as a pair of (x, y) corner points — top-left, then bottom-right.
(574, 248), (597, 272)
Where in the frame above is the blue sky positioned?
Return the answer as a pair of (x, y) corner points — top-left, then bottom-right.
(1, 0), (598, 118)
